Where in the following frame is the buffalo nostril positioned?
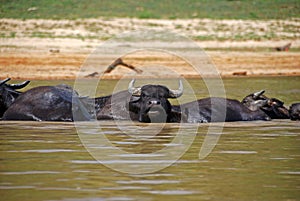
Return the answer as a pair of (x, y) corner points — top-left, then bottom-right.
(148, 100), (160, 105)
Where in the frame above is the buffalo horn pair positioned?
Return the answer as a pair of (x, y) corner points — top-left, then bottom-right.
(0, 78), (30, 89)
(128, 79), (183, 98)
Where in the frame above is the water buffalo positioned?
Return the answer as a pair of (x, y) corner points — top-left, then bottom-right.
(181, 97), (270, 123)
(95, 90), (139, 121)
(127, 79), (183, 122)
(101, 79), (270, 123)
(3, 84), (91, 121)
(96, 80), (182, 122)
(2, 79), (290, 123)
(289, 103), (300, 120)
(0, 78), (30, 118)
(242, 90), (290, 119)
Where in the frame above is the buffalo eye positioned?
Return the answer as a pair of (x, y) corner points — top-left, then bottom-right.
(141, 93), (147, 98)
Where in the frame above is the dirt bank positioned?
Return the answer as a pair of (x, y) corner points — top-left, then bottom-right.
(1, 49), (299, 80)
(1, 18), (300, 80)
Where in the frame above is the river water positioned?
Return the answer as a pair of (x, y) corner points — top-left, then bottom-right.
(1, 77), (299, 201)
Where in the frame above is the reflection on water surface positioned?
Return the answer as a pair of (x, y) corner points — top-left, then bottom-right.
(1, 120), (299, 201)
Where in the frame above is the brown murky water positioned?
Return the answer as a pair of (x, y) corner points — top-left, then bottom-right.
(1, 77), (299, 201)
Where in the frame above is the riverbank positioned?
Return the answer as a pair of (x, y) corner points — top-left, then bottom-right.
(1, 42), (299, 80)
(1, 18), (300, 80)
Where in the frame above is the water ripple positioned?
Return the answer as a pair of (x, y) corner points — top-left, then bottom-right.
(218, 150), (257, 154)
(69, 160), (199, 164)
(117, 180), (180, 185)
(278, 171), (300, 175)
(0, 171), (61, 175)
(144, 190), (196, 195)
(13, 149), (78, 153)
(0, 185), (35, 189)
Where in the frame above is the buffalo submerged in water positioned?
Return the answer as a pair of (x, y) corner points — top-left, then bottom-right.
(241, 90), (290, 119)
(289, 103), (300, 120)
(2, 79), (299, 122)
(3, 84), (92, 121)
(96, 79), (271, 123)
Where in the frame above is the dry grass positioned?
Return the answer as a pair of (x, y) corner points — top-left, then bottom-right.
(0, 18), (299, 42)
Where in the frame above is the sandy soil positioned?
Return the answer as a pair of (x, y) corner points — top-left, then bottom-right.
(1, 18), (300, 80)
(1, 49), (299, 80)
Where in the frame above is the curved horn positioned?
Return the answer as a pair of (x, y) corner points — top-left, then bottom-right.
(128, 79), (142, 96)
(253, 90), (265, 99)
(254, 99), (268, 107)
(8, 80), (30, 89)
(168, 80), (183, 98)
(0, 78), (11, 86)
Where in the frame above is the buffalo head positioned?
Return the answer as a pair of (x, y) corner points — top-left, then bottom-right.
(0, 78), (30, 117)
(128, 79), (183, 123)
(242, 90), (268, 111)
(242, 90), (290, 119)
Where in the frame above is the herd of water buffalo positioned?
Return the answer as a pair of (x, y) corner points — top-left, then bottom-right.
(0, 78), (299, 123)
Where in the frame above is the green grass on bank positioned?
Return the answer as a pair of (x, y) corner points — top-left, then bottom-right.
(1, 0), (299, 20)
